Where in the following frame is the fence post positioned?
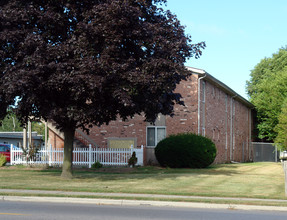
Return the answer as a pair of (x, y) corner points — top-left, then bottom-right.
(10, 144), (13, 165)
(96, 145), (99, 163)
(275, 145), (278, 163)
(89, 144), (92, 168)
(284, 161), (287, 196)
(49, 144), (52, 166)
(131, 144), (134, 156)
(141, 144), (144, 166)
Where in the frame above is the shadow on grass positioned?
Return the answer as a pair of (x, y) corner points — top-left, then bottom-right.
(34, 164), (242, 181)
(1, 163), (242, 180)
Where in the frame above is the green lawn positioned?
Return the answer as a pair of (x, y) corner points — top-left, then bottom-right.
(0, 162), (285, 200)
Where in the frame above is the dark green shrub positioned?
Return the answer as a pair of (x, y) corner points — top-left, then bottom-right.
(128, 152), (138, 167)
(91, 161), (103, 169)
(155, 133), (217, 168)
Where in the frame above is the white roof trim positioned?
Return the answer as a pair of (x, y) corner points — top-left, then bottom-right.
(186, 66), (254, 108)
(186, 66), (205, 74)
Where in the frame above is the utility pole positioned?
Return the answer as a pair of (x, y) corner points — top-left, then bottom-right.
(28, 120), (32, 148)
(23, 126), (27, 149)
(45, 121), (48, 150)
(284, 161), (287, 196)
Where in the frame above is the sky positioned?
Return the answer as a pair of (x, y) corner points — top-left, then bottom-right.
(163, 0), (287, 100)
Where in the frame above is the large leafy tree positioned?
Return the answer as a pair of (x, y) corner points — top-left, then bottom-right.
(247, 48), (287, 97)
(246, 48), (287, 141)
(0, 0), (205, 178)
(275, 98), (287, 150)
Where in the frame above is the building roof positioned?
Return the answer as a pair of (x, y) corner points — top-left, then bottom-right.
(187, 66), (254, 108)
(0, 132), (43, 140)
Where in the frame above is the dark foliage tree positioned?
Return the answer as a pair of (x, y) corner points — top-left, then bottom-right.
(0, 0), (205, 178)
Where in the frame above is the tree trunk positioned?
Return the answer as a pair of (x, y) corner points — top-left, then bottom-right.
(61, 126), (75, 179)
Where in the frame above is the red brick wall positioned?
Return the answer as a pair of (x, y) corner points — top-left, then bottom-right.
(88, 114), (147, 147)
(201, 80), (252, 163)
(48, 73), (253, 164)
(164, 75), (253, 164)
(204, 81), (229, 163)
(81, 75), (200, 148)
(165, 75), (199, 135)
(48, 129), (64, 149)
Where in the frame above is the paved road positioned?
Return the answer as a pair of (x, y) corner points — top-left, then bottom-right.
(1, 200), (287, 220)
(1, 188), (287, 204)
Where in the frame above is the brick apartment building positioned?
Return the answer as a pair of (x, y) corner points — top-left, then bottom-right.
(48, 67), (254, 165)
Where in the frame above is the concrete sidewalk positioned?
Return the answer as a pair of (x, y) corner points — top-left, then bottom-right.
(1, 189), (287, 212)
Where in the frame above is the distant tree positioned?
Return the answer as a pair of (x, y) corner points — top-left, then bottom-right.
(246, 48), (287, 141)
(247, 48), (287, 97)
(0, 111), (44, 137)
(275, 98), (287, 150)
(32, 122), (45, 139)
(0, 111), (22, 132)
(0, 0), (205, 178)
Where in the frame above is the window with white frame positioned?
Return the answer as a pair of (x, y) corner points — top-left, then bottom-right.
(146, 126), (166, 147)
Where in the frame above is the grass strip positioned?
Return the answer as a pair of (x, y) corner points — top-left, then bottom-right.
(1, 162), (286, 200)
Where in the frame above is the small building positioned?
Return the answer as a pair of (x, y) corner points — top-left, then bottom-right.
(48, 67), (255, 164)
(0, 131), (43, 148)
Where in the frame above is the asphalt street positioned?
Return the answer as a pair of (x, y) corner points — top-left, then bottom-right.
(1, 200), (287, 220)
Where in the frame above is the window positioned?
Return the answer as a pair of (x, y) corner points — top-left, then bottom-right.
(146, 126), (166, 147)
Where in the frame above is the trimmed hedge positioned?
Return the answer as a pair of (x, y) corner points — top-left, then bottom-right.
(155, 133), (217, 168)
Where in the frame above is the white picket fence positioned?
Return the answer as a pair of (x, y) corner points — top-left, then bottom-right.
(10, 144), (144, 167)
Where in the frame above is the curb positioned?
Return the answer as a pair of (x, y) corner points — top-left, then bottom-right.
(2, 196), (287, 212)
(1, 189), (287, 203)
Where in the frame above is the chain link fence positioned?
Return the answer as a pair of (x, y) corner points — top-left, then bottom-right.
(252, 142), (279, 162)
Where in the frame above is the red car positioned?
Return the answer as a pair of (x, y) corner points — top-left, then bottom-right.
(0, 144), (11, 162)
